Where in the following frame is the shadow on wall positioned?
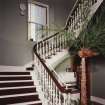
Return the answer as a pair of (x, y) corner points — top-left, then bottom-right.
(90, 55), (105, 73)
(90, 55), (105, 99)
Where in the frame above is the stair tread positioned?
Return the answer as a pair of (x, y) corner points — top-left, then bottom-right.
(0, 93), (38, 98)
(0, 86), (36, 90)
(8, 100), (42, 105)
(0, 80), (33, 83)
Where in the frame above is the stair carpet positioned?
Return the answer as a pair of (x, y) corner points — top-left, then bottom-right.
(0, 71), (42, 105)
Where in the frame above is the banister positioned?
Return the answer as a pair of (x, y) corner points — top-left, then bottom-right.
(33, 0), (102, 104)
(34, 49), (73, 93)
(65, 0), (80, 28)
(35, 29), (65, 47)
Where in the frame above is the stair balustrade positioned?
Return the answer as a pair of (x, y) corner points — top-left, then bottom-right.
(33, 0), (103, 105)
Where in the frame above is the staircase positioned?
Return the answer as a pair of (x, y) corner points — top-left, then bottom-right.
(33, 0), (104, 105)
(0, 71), (42, 105)
(0, 0), (104, 105)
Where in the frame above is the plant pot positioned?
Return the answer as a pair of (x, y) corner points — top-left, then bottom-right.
(78, 48), (98, 58)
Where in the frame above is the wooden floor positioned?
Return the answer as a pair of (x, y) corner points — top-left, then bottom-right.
(91, 102), (103, 105)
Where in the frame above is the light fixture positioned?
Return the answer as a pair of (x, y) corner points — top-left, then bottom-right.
(19, 0), (26, 16)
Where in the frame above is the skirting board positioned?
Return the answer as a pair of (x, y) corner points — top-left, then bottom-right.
(91, 96), (105, 105)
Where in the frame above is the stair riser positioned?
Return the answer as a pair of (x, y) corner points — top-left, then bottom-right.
(0, 82), (34, 88)
(30, 103), (42, 105)
(0, 95), (39, 104)
(0, 76), (32, 81)
(0, 72), (30, 75)
(0, 87), (36, 96)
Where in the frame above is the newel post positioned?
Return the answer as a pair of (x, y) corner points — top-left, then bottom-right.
(80, 57), (90, 105)
(78, 48), (93, 105)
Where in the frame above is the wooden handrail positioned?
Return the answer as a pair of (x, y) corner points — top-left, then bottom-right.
(34, 49), (73, 93)
(35, 29), (65, 47)
(65, 0), (80, 28)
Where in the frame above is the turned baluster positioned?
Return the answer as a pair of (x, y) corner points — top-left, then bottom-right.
(45, 40), (47, 58)
(78, 3), (81, 29)
(62, 33), (65, 49)
(59, 34), (61, 52)
(55, 86), (58, 105)
(74, 10), (77, 30)
(58, 91), (61, 105)
(52, 37), (55, 55)
(63, 30), (66, 49)
(50, 38), (53, 55)
(49, 38), (53, 56)
(76, 7), (79, 30)
(46, 40), (49, 58)
(53, 36), (56, 53)
(55, 35), (58, 52)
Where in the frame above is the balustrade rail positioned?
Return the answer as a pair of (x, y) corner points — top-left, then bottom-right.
(33, 0), (101, 105)
(33, 30), (79, 105)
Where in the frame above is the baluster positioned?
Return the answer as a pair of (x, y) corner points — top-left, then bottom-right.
(58, 91), (61, 105)
(42, 41), (45, 58)
(45, 40), (49, 58)
(55, 35), (58, 52)
(44, 70), (47, 98)
(50, 38), (53, 55)
(48, 77), (52, 105)
(58, 34), (60, 52)
(63, 31), (66, 49)
(45, 40), (48, 58)
(47, 75), (51, 103)
(48, 39), (51, 57)
(78, 3), (81, 29)
(59, 34), (61, 52)
(47, 40), (51, 58)
(52, 83), (55, 105)
(39, 43), (41, 57)
(55, 86), (58, 105)
(61, 33), (64, 50)
(76, 7), (79, 30)
(68, 93), (72, 105)
(62, 33), (65, 49)
(74, 10), (77, 31)
(41, 42), (43, 57)
(49, 38), (52, 56)
(41, 66), (44, 92)
(63, 93), (67, 105)
(52, 37), (56, 55)
(51, 79), (53, 105)
(52, 37), (54, 55)
(65, 29), (68, 48)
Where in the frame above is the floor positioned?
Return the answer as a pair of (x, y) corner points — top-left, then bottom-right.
(91, 102), (103, 105)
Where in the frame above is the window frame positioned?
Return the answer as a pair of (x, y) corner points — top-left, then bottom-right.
(28, 1), (49, 42)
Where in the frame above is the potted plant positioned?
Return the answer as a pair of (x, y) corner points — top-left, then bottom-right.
(67, 5), (105, 105)
(67, 5), (105, 58)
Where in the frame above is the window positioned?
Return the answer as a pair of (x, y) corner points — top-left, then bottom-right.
(28, 2), (49, 41)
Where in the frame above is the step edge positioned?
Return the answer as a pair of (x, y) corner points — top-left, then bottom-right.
(0, 92), (38, 98)
(0, 75), (31, 77)
(0, 80), (34, 83)
(0, 86), (36, 90)
(8, 100), (42, 105)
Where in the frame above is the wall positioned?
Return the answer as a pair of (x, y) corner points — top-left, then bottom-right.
(88, 1), (105, 99)
(0, 0), (34, 66)
(91, 56), (105, 99)
(54, 0), (76, 28)
(0, 0), (76, 66)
